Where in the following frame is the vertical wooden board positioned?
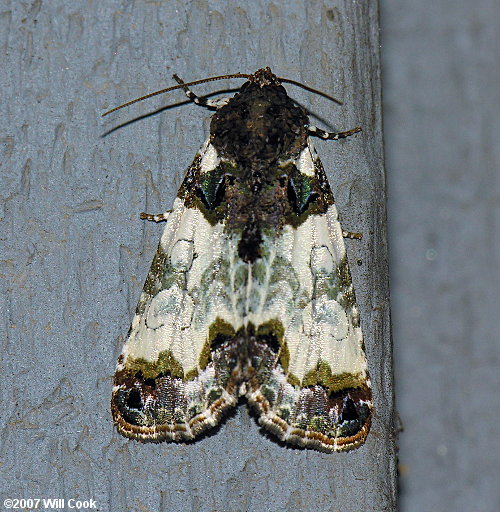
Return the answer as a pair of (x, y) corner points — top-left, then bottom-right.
(382, 1), (500, 511)
(0, 1), (395, 511)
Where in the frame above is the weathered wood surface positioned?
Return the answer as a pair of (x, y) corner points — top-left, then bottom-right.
(382, 1), (499, 511)
(0, 1), (395, 511)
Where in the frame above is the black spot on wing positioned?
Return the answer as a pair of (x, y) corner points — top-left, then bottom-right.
(339, 397), (359, 422)
(196, 172), (229, 210)
(126, 388), (142, 409)
(287, 175), (319, 214)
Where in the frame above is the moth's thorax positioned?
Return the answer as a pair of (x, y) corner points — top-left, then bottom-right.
(210, 83), (308, 166)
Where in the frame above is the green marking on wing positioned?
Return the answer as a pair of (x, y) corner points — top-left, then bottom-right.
(302, 360), (365, 392)
(198, 318), (236, 370)
(123, 349), (185, 380)
(336, 255), (357, 312)
(141, 248), (169, 310)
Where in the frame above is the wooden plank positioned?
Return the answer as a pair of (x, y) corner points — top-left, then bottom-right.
(382, 1), (500, 511)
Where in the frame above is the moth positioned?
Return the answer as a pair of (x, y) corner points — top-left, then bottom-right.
(106, 67), (372, 452)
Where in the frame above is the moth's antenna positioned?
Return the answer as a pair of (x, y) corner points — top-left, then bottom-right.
(102, 73), (252, 116)
(102, 71), (344, 117)
(278, 77), (343, 105)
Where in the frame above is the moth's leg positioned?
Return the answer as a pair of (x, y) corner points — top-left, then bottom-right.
(173, 74), (230, 110)
(308, 125), (362, 140)
(308, 124), (363, 239)
(342, 230), (363, 240)
(140, 210), (172, 223)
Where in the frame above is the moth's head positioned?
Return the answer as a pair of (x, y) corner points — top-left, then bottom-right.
(248, 67), (282, 88)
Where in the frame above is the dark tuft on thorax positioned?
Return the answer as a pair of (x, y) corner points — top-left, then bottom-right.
(210, 82), (308, 167)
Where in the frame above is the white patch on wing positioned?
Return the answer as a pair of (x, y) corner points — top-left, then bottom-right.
(297, 146), (315, 176)
(121, 197), (242, 375)
(310, 246), (334, 274)
(199, 143), (220, 173)
(170, 239), (194, 272)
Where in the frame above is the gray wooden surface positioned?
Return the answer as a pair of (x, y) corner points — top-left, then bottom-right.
(382, 1), (499, 511)
(0, 2), (395, 511)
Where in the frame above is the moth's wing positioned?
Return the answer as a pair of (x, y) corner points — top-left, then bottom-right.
(112, 149), (241, 442)
(246, 142), (372, 452)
